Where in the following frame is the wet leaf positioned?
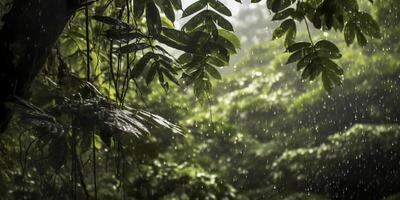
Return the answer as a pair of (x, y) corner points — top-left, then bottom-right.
(146, 62), (159, 84)
(115, 43), (150, 54)
(134, 0), (146, 19)
(286, 42), (311, 53)
(182, 0), (207, 17)
(131, 52), (158, 78)
(208, 0), (232, 16)
(146, 2), (162, 35)
(344, 22), (356, 46)
(205, 64), (222, 79)
(356, 28), (367, 46)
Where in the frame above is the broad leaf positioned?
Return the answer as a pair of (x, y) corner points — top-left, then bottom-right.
(146, 2), (162, 35)
(182, 0), (207, 18)
(115, 43), (150, 53)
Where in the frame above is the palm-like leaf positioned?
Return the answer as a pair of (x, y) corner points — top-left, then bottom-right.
(8, 77), (182, 146)
(65, 96), (182, 140)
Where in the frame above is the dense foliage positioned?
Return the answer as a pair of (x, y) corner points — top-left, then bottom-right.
(0, 0), (399, 199)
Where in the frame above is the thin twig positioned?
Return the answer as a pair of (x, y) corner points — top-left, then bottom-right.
(85, 3), (97, 199)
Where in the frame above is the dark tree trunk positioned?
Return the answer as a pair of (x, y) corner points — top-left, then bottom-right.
(0, 0), (79, 132)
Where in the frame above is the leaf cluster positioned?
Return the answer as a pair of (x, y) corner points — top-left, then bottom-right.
(269, 0), (381, 92)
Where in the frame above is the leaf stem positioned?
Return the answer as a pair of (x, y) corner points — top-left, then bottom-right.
(92, 130), (97, 200)
(85, 3), (97, 200)
(85, 3), (91, 82)
(304, 17), (314, 45)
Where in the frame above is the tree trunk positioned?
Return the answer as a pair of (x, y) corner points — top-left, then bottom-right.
(0, 0), (79, 132)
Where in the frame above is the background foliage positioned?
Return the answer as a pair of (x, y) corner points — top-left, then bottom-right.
(0, 0), (400, 199)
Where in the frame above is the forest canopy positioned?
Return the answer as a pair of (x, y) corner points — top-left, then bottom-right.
(0, 0), (399, 199)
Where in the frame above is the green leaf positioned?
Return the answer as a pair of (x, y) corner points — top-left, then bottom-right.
(287, 47), (313, 64)
(218, 29), (241, 49)
(208, 0), (232, 16)
(160, 67), (180, 85)
(344, 22), (356, 46)
(178, 53), (193, 64)
(297, 52), (316, 70)
(208, 43), (230, 63)
(157, 35), (191, 52)
(281, 0), (296, 11)
(316, 50), (342, 59)
(309, 59), (322, 81)
(205, 64), (222, 79)
(205, 16), (218, 34)
(301, 64), (312, 80)
(356, 28), (367, 46)
(209, 10), (234, 31)
(157, 68), (168, 91)
(115, 43), (150, 53)
(286, 42), (311, 53)
(313, 11), (322, 29)
(184, 62), (201, 75)
(271, 0), (281, 12)
(213, 36), (237, 54)
(156, 51), (175, 64)
(146, 62), (159, 84)
(161, 15), (175, 28)
(182, 0), (207, 17)
(132, 52), (157, 78)
(170, 0), (182, 10)
(333, 15), (344, 31)
(207, 56), (227, 67)
(94, 134), (103, 150)
(325, 13), (334, 29)
(134, 0), (146, 19)
(272, 8), (294, 21)
(156, 0), (175, 22)
(315, 40), (340, 53)
(322, 58), (344, 75)
(182, 10), (207, 31)
(326, 69), (342, 86)
(339, 0), (359, 12)
(162, 28), (191, 44)
(92, 15), (120, 25)
(357, 12), (381, 38)
(284, 22), (296, 48)
(272, 19), (295, 40)
(105, 32), (144, 41)
(266, 0), (273, 9)
(322, 71), (334, 93)
(297, 2), (313, 20)
(189, 31), (210, 45)
(92, 15), (131, 29)
(115, 0), (126, 9)
(157, 56), (176, 72)
(146, 2), (162, 35)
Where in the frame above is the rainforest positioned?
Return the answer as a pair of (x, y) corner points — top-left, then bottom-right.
(0, 0), (399, 199)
